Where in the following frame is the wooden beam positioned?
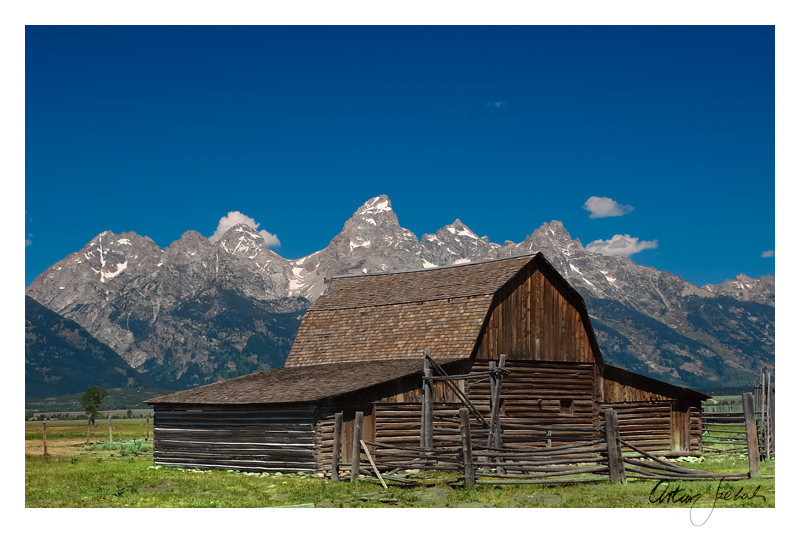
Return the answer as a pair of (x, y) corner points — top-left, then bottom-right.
(351, 411), (364, 482)
(425, 352), (489, 428)
(422, 350), (433, 450)
(360, 440), (387, 489)
(604, 408), (626, 484)
(331, 412), (342, 481)
(742, 392), (761, 479)
(460, 409), (475, 486)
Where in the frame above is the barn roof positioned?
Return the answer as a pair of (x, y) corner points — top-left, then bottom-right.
(147, 358), (462, 405)
(286, 254), (559, 366)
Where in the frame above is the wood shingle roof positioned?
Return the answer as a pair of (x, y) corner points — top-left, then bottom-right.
(147, 359), (460, 405)
(285, 255), (538, 366)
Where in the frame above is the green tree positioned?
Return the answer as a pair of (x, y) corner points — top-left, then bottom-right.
(81, 386), (107, 426)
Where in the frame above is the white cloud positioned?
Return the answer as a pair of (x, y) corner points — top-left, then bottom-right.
(209, 211), (280, 248)
(583, 196), (634, 219)
(25, 234), (32, 247)
(761, 250), (775, 258)
(585, 234), (657, 257)
(485, 100), (506, 109)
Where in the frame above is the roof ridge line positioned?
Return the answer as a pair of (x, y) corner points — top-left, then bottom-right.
(310, 292), (495, 311)
(329, 253), (540, 280)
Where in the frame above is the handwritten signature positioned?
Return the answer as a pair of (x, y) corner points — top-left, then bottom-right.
(649, 479), (767, 525)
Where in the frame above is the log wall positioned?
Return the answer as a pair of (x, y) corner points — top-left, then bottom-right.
(599, 401), (672, 454)
(468, 360), (596, 447)
(152, 405), (317, 473)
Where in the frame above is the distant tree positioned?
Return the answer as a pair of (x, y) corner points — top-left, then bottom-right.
(81, 386), (107, 427)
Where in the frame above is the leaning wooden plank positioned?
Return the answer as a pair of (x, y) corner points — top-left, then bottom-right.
(361, 440), (387, 489)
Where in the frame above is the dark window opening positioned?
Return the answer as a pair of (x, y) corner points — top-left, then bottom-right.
(560, 398), (574, 416)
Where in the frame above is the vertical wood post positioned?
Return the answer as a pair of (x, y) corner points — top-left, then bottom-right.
(494, 355), (506, 453)
(108, 413), (113, 443)
(422, 349), (433, 450)
(769, 373), (775, 460)
(760, 371), (767, 460)
(146, 415), (150, 441)
(487, 361), (497, 450)
(86, 418), (91, 445)
(764, 370), (773, 460)
(42, 422), (47, 455)
(684, 409), (691, 452)
(332, 412), (343, 481)
(604, 408), (626, 484)
(350, 411), (364, 482)
(459, 408), (475, 486)
(742, 392), (761, 478)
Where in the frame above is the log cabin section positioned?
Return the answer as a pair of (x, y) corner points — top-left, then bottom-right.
(148, 253), (709, 473)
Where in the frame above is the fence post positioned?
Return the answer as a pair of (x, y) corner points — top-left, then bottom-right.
(350, 411), (364, 482)
(108, 413), (113, 443)
(769, 374), (775, 460)
(422, 349), (433, 450)
(487, 361), (497, 450)
(42, 422), (47, 455)
(742, 392), (761, 478)
(146, 415), (150, 441)
(332, 412), (343, 481)
(459, 408), (475, 486)
(604, 408), (626, 484)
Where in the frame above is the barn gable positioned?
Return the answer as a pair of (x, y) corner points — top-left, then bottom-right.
(286, 253), (602, 366)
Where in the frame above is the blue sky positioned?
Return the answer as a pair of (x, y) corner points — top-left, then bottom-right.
(24, 25), (775, 288)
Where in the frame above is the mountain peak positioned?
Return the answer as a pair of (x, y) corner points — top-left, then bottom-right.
(357, 195), (393, 216)
(444, 219), (480, 240)
(216, 223), (276, 259)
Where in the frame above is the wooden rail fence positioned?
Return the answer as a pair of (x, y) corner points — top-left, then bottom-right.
(330, 354), (764, 487)
(701, 371), (775, 462)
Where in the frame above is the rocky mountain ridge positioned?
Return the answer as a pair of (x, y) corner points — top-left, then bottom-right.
(26, 195), (774, 391)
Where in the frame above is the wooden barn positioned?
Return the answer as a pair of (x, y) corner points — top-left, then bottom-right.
(147, 253), (709, 474)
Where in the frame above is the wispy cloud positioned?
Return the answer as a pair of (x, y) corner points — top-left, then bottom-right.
(761, 250), (775, 258)
(583, 196), (634, 219)
(25, 234), (32, 247)
(585, 234), (657, 257)
(485, 100), (506, 109)
(209, 211), (280, 248)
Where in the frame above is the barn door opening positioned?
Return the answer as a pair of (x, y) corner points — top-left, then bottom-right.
(670, 402), (691, 453)
(339, 405), (375, 463)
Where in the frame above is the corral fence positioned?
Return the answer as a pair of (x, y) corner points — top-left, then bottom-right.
(701, 369), (774, 461)
(332, 353), (758, 487)
(335, 406), (750, 487)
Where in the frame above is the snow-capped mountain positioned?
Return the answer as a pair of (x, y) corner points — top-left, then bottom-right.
(26, 195), (774, 391)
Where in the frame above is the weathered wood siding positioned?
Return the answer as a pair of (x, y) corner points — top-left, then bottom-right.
(599, 401), (672, 453)
(468, 361), (596, 446)
(314, 365), (467, 472)
(599, 365), (703, 404)
(153, 405), (317, 473)
(316, 404), (375, 469)
(474, 266), (595, 363)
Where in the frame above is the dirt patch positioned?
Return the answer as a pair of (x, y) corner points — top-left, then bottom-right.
(26, 439), (90, 456)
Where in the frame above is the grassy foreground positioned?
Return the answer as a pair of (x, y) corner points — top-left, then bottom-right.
(25, 420), (775, 508)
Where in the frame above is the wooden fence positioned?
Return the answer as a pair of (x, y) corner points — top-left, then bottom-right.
(334, 406), (753, 486)
(701, 370), (775, 461)
(331, 354), (764, 486)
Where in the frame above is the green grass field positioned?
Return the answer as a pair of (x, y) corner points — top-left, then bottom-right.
(25, 419), (775, 508)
